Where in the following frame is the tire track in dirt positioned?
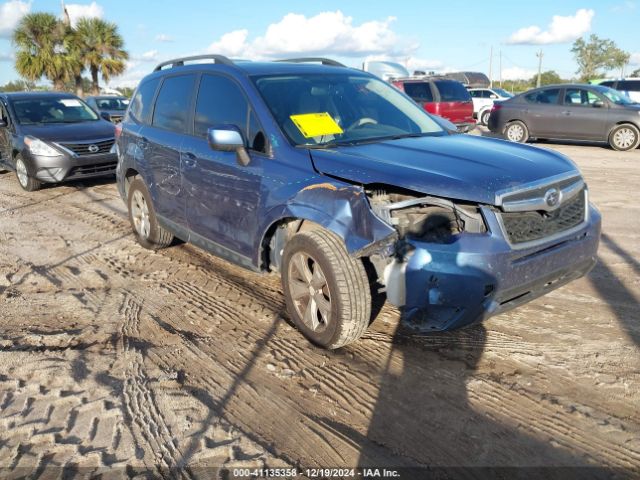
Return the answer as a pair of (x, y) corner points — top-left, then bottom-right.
(118, 294), (194, 478)
(466, 377), (640, 469)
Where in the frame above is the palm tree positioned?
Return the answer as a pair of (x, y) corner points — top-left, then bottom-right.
(12, 13), (79, 91)
(75, 18), (128, 95)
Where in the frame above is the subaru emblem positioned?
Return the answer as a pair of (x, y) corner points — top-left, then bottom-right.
(88, 144), (99, 153)
(544, 188), (561, 209)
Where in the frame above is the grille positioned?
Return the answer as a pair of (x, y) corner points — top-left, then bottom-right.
(500, 189), (586, 244)
(68, 162), (117, 177)
(59, 139), (114, 155)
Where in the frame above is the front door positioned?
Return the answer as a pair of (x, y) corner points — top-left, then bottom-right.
(559, 87), (608, 140)
(182, 73), (269, 264)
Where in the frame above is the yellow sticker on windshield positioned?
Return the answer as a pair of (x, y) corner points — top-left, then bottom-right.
(290, 112), (343, 138)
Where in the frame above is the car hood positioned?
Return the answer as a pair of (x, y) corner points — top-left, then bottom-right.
(20, 120), (115, 142)
(309, 134), (579, 205)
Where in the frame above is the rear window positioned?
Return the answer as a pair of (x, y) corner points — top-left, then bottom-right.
(433, 81), (471, 102)
(152, 74), (197, 133)
(618, 80), (640, 91)
(402, 82), (434, 102)
(524, 88), (561, 105)
(129, 78), (160, 125)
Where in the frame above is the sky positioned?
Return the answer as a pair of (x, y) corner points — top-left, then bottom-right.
(0, 0), (639, 88)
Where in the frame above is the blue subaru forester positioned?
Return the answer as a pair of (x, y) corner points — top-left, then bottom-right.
(115, 55), (601, 349)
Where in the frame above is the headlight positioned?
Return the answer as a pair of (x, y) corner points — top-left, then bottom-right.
(24, 136), (62, 157)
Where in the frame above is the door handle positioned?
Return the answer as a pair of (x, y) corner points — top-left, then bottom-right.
(182, 152), (197, 168)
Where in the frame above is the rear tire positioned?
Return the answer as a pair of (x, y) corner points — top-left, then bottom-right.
(281, 229), (371, 349)
(127, 177), (173, 249)
(480, 110), (491, 126)
(504, 121), (529, 143)
(15, 155), (41, 191)
(608, 124), (640, 151)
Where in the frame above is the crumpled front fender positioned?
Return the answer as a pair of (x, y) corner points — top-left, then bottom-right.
(256, 181), (397, 266)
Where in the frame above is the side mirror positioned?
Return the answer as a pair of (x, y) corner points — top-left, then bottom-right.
(100, 112), (111, 121)
(592, 100), (604, 108)
(0, 119), (7, 128)
(207, 125), (250, 166)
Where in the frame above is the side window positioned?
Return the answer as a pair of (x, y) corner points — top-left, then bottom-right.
(194, 74), (267, 153)
(129, 77), (160, 125)
(564, 88), (601, 106)
(152, 74), (197, 133)
(481, 90), (491, 98)
(524, 88), (560, 104)
(402, 82), (433, 102)
(469, 90), (479, 98)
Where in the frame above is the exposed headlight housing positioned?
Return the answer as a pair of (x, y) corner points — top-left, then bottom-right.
(24, 136), (62, 157)
(367, 188), (486, 242)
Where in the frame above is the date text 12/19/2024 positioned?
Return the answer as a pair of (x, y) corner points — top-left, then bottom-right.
(232, 468), (401, 478)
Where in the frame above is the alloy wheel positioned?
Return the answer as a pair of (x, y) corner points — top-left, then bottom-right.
(16, 158), (28, 188)
(131, 190), (151, 239)
(287, 252), (332, 332)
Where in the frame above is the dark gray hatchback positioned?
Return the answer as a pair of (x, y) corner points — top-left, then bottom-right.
(488, 84), (640, 151)
(0, 91), (117, 191)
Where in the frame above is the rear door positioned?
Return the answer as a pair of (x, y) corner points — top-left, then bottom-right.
(559, 87), (608, 140)
(182, 73), (269, 263)
(144, 73), (197, 227)
(0, 101), (11, 166)
(520, 88), (563, 136)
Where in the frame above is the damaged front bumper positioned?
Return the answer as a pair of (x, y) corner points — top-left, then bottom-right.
(393, 204), (601, 331)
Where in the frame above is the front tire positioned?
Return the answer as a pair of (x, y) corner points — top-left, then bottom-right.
(281, 229), (371, 349)
(504, 120), (529, 143)
(127, 177), (173, 249)
(609, 124), (640, 151)
(15, 156), (41, 191)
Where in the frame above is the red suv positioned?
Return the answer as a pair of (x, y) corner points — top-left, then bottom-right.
(393, 77), (476, 132)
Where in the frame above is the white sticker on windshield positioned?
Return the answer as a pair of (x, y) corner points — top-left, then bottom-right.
(60, 99), (82, 107)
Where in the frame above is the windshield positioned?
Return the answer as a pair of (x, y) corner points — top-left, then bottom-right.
(253, 73), (444, 147)
(596, 86), (636, 105)
(95, 97), (129, 111)
(493, 88), (513, 98)
(12, 97), (99, 124)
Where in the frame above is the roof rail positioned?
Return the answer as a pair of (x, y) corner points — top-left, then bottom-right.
(153, 55), (234, 72)
(276, 57), (346, 67)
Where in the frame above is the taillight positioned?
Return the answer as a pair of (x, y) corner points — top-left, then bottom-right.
(114, 123), (123, 140)
(491, 104), (502, 112)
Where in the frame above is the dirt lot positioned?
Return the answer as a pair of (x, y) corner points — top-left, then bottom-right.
(0, 135), (639, 478)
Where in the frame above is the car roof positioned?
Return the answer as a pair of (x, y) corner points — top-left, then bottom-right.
(147, 61), (370, 79)
(1, 91), (80, 101)
(86, 95), (127, 99)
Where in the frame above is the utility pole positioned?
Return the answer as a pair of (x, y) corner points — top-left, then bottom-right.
(499, 49), (502, 88)
(536, 50), (544, 88)
(489, 46), (493, 88)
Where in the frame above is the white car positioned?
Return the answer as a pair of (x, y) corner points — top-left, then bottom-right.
(468, 87), (513, 125)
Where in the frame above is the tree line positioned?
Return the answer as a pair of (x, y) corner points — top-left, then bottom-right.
(9, 8), (128, 96)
